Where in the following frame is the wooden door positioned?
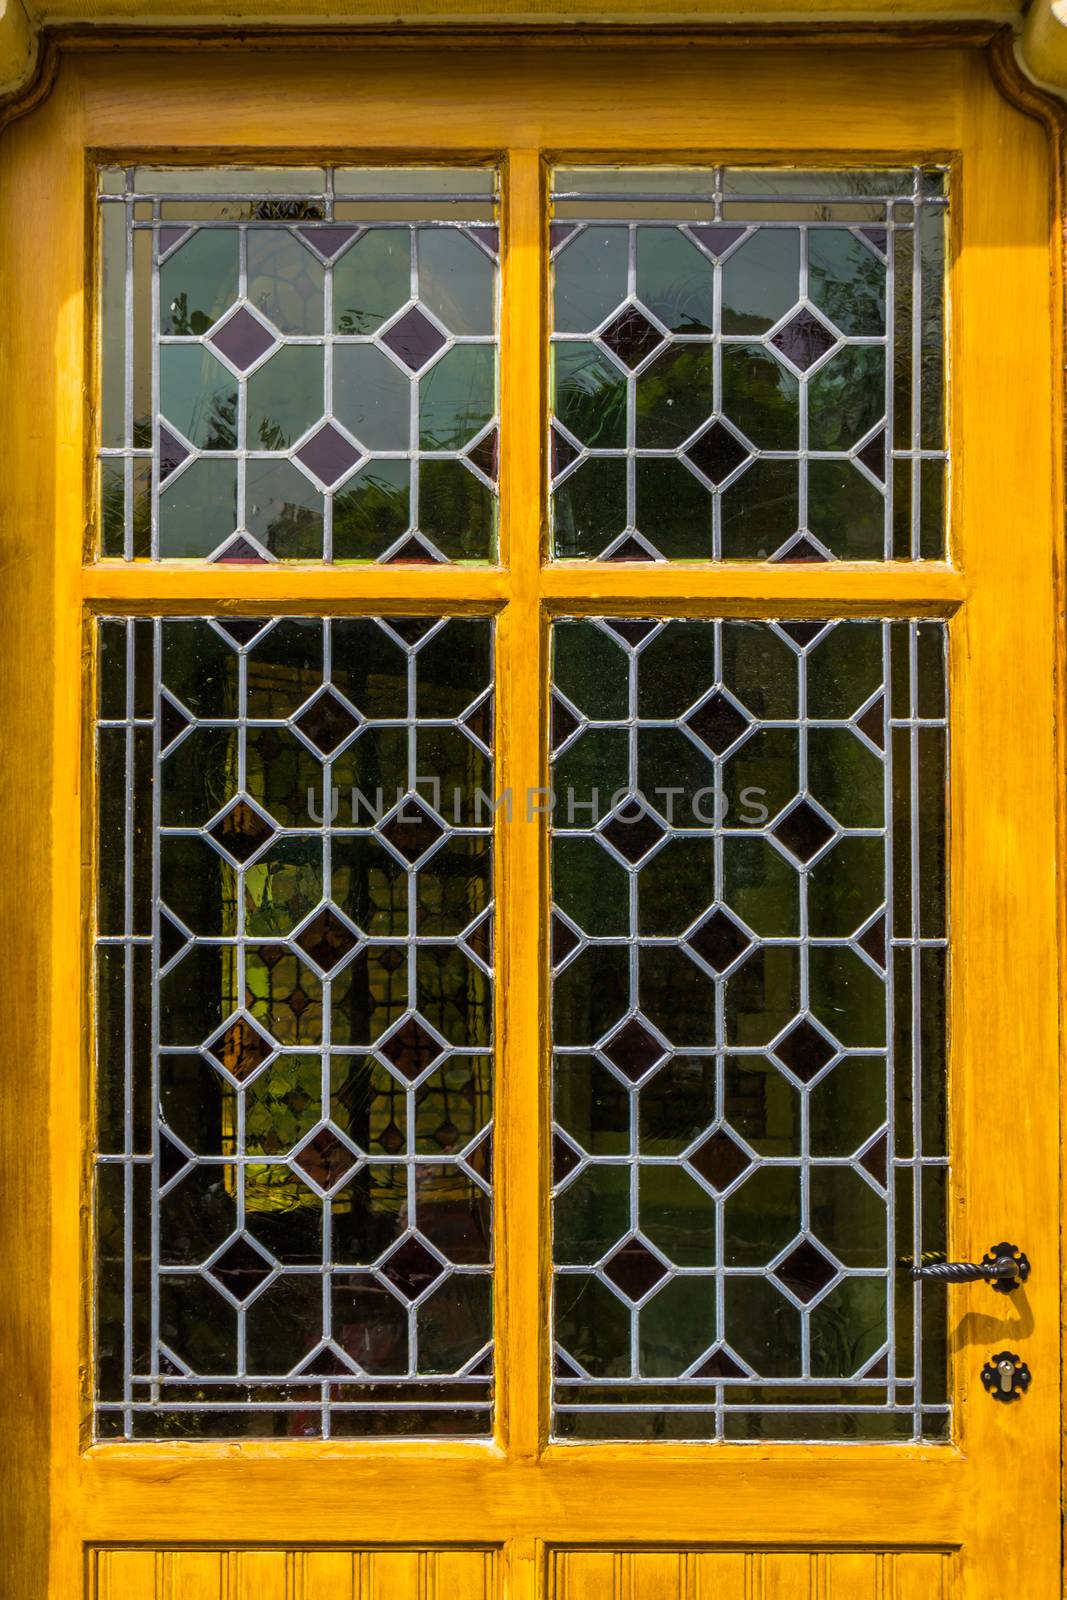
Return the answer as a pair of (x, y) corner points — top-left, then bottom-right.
(0, 34), (1061, 1600)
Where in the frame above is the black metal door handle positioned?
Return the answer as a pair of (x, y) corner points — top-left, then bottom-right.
(910, 1240), (1029, 1295)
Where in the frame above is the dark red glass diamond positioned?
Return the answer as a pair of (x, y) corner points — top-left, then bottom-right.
(770, 308), (836, 372)
(600, 804), (666, 865)
(294, 688), (360, 754)
(293, 1125), (360, 1191)
(773, 1238), (837, 1303)
(159, 1130), (190, 1187)
(599, 305), (664, 369)
(685, 421), (750, 485)
(553, 1132), (582, 1185)
(295, 422), (362, 488)
(603, 1237), (668, 1302)
(466, 426), (499, 483)
(213, 1015), (273, 1082)
(159, 910), (187, 968)
(384, 616), (437, 646)
(603, 618), (659, 647)
(602, 1016), (664, 1081)
(216, 617), (271, 648)
(686, 690), (750, 755)
(207, 798), (276, 863)
(692, 1345), (746, 1379)
(295, 906), (358, 972)
(551, 914), (581, 968)
(856, 430), (887, 483)
(379, 1015), (442, 1080)
(777, 621), (826, 650)
(859, 1131), (888, 1188)
(856, 696), (886, 751)
(209, 1235), (275, 1302)
(772, 799), (836, 863)
(378, 795), (445, 863)
(606, 534), (658, 561)
(856, 912), (887, 970)
(210, 306), (277, 372)
(551, 693), (581, 752)
(383, 535), (437, 565)
(686, 909), (753, 974)
(775, 1016), (837, 1083)
(688, 1126), (752, 1193)
(380, 306), (447, 372)
(159, 692), (191, 751)
(380, 1234), (444, 1300)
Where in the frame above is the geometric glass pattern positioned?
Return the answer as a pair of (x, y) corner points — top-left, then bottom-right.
(94, 615), (494, 1438)
(549, 168), (947, 561)
(98, 167), (499, 562)
(550, 618), (948, 1440)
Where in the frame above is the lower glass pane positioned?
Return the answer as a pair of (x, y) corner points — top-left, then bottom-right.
(94, 614), (494, 1439)
(549, 617), (948, 1442)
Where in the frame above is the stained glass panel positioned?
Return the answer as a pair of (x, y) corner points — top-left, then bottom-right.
(549, 618), (948, 1440)
(95, 615), (494, 1438)
(98, 168), (499, 563)
(549, 168), (947, 561)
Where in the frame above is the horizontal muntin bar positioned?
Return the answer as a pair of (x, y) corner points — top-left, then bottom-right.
(124, 1373), (491, 1387)
(97, 1399), (492, 1412)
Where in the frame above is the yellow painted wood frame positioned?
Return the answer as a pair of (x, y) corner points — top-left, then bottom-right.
(0, 33), (1062, 1600)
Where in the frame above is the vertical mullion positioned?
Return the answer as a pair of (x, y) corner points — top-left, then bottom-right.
(496, 147), (547, 1459)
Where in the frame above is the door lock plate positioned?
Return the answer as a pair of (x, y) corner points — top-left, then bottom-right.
(981, 1351), (1031, 1402)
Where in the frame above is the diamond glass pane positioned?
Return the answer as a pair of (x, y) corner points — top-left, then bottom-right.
(549, 618), (948, 1441)
(94, 615), (494, 1439)
(98, 167), (499, 562)
(549, 168), (947, 561)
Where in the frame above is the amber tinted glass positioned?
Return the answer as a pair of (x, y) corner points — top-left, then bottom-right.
(95, 615), (495, 1438)
(550, 617), (948, 1440)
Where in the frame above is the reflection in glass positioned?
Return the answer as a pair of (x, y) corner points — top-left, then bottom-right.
(549, 168), (947, 561)
(94, 615), (494, 1439)
(98, 167), (499, 563)
(550, 618), (948, 1441)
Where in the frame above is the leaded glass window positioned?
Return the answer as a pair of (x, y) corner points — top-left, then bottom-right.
(549, 618), (947, 1440)
(98, 167), (499, 562)
(92, 159), (953, 1448)
(549, 168), (946, 561)
(94, 615), (494, 1437)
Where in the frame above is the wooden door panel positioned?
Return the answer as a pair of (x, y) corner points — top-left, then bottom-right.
(89, 1548), (500, 1600)
(548, 1547), (953, 1598)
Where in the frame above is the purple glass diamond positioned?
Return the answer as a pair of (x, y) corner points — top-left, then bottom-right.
(770, 308), (837, 372)
(295, 423), (362, 488)
(380, 306), (448, 372)
(295, 225), (360, 260)
(209, 306), (277, 372)
(159, 424), (190, 482)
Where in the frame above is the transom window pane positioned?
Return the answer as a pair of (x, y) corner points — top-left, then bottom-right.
(98, 167), (499, 563)
(549, 618), (947, 1441)
(549, 168), (947, 562)
(94, 615), (495, 1438)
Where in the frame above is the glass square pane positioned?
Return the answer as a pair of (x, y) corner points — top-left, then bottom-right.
(97, 167), (499, 563)
(549, 167), (947, 562)
(549, 618), (948, 1441)
(94, 615), (495, 1439)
